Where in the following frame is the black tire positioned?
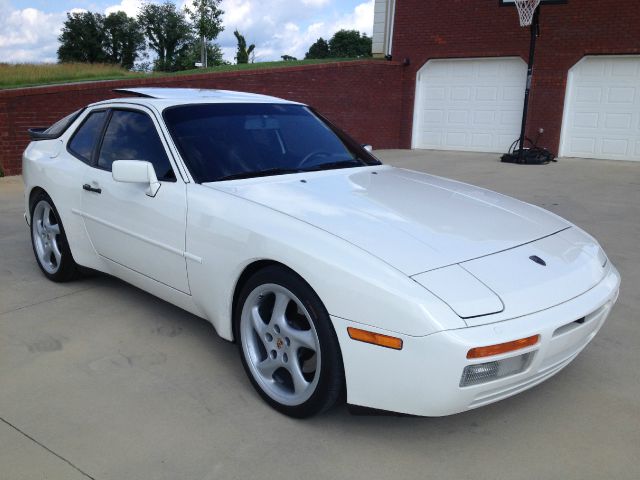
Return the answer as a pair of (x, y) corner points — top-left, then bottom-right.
(30, 191), (80, 282)
(235, 265), (345, 418)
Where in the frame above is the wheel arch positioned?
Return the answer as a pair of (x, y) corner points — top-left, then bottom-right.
(231, 259), (307, 342)
(27, 186), (48, 222)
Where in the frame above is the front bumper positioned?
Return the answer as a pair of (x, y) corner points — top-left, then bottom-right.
(333, 265), (620, 417)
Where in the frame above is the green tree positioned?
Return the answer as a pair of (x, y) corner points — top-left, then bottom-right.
(139, 2), (193, 71)
(187, 0), (224, 68)
(57, 12), (106, 64)
(328, 30), (371, 58)
(234, 30), (255, 64)
(103, 12), (144, 70)
(304, 37), (329, 59)
(281, 55), (297, 62)
(176, 41), (226, 70)
(306, 30), (372, 59)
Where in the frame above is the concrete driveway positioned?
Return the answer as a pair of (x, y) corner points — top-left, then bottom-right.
(1, 150), (638, 480)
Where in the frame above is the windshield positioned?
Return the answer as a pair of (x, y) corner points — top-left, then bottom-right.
(163, 103), (381, 183)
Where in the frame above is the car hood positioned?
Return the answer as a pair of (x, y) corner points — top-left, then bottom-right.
(206, 165), (570, 276)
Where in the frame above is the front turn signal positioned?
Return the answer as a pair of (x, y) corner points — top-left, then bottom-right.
(467, 334), (540, 359)
(347, 327), (403, 350)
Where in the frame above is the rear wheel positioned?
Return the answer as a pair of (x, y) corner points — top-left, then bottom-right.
(30, 192), (79, 282)
(236, 266), (344, 418)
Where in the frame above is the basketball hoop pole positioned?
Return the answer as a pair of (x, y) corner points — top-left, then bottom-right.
(517, 6), (540, 163)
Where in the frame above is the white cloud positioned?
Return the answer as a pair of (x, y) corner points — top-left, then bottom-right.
(0, 0), (375, 64)
(0, 1), (66, 63)
(302, 0), (331, 6)
(105, 0), (143, 17)
(217, 0), (374, 61)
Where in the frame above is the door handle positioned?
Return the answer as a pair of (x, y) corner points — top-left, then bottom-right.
(82, 184), (102, 194)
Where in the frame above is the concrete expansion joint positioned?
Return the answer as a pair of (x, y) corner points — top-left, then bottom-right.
(0, 416), (96, 480)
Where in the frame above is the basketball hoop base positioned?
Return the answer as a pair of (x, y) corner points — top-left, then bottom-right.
(501, 148), (556, 165)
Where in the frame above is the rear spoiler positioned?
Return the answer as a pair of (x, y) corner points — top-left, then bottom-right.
(28, 128), (60, 141)
(27, 108), (84, 141)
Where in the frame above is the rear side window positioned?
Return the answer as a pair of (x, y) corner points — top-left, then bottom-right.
(68, 111), (107, 164)
(45, 109), (83, 136)
(98, 110), (175, 181)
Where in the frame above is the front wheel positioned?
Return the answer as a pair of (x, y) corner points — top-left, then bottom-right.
(236, 266), (344, 418)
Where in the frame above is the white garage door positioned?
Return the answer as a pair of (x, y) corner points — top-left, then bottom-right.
(412, 57), (526, 153)
(560, 56), (640, 161)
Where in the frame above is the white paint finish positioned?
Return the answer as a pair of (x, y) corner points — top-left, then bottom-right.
(461, 228), (606, 327)
(81, 167), (190, 294)
(413, 57), (527, 153)
(560, 56), (640, 161)
(20, 89), (622, 416)
(412, 265), (504, 318)
(212, 166), (569, 276)
(112, 87), (291, 103)
(335, 265), (619, 416)
(184, 180), (463, 340)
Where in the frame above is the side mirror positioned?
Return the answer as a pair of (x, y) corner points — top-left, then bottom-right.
(363, 144), (373, 153)
(112, 160), (161, 197)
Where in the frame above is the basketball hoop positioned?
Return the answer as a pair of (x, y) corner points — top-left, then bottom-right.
(514, 0), (541, 26)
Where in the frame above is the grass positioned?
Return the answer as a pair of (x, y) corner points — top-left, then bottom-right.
(172, 58), (366, 75)
(0, 58), (374, 89)
(0, 63), (140, 89)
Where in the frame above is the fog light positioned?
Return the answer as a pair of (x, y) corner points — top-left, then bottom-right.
(460, 352), (532, 387)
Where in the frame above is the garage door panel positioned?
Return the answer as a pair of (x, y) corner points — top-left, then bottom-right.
(497, 134), (517, 148)
(573, 112), (599, 129)
(604, 113), (632, 129)
(500, 110), (521, 126)
(579, 60), (606, 76)
(413, 57), (526, 153)
(422, 109), (444, 123)
(475, 87), (498, 101)
(569, 137), (597, 155)
(607, 87), (635, 104)
(447, 110), (469, 125)
(470, 133), (492, 149)
(601, 138), (630, 156)
(561, 56), (640, 161)
(446, 132), (467, 147)
(451, 87), (471, 101)
(473, 110), (495, 125)
(576, 87), (603, 103)
(421, 131), (442, 146)
(424, 87), (446, 100)
(611, 58), (639, 76)
(502, 86), (524, 101)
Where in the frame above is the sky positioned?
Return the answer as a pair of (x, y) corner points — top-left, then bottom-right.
(0, 0), (374, 64)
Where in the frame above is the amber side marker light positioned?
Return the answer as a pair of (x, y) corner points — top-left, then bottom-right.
(467, 334), (540, 359)
(347, 327), (403, 350)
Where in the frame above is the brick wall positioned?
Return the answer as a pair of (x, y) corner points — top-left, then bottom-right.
(392, 0), (640, 152)
(0, 60), (404, 176)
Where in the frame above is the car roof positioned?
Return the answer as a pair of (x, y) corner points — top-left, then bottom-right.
(90, 87), (303, 109)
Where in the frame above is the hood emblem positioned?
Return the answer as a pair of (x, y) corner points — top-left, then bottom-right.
(529, 255), (547, 266)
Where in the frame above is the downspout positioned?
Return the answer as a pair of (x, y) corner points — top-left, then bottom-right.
(385, 0), (396, 57)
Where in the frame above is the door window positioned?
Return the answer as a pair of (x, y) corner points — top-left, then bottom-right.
(98, 110), (175, 181)
(68, 110), (107, 164)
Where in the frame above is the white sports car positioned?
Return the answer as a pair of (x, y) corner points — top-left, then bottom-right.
(23, 88), (620, 418)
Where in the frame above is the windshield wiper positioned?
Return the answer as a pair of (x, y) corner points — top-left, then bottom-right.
(217, 168), (304, 181)
(303, 159), (364, 172)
